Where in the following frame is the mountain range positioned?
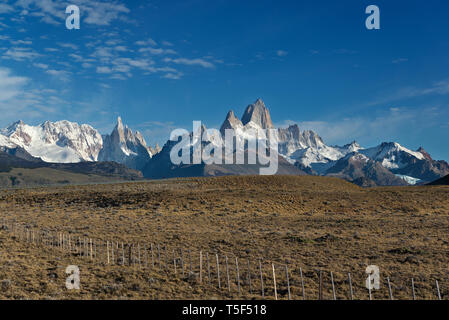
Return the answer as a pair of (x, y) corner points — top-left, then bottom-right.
(1, 98), (448, 187)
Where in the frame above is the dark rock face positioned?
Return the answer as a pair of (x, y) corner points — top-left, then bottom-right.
(240, 99), (274, 129)
(220, 110), (243, 136)
(392, 159), (449, 183)
(325, 152), (408, 186)
(427, 174), (449, 185)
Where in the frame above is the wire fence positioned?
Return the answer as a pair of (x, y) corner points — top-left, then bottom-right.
(0, 217), (445, 300)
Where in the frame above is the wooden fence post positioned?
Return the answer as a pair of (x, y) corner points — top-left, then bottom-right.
(318, 270), (323, 300)
(206, 252), (211, 285)
(436, 280), (441, 300)
(348, 273), (353, 300)
(157, 244), (161, 269)
(259, 259), (264, 298)
(189, 249), (192, 273)
(285, 265), (291, 300)
(247, 259), (252, 295)
(173, 249), (177, 274)
(300, 267), (305, 300)
(387, 277), (393, 300)
(235, 257), (241, 296)
(199, 250), (203, 283)
(144, 244), (148, 267)
(272, 263), (278, 300)
(225, 255), (230, 292)
(138, 244), (141, 267)
(150, 243), (154, 268)
(216, 253), (221, 289)
(331, 271), (336, 300)
(368, 274), (372, 300)
(180, 248), (185, 276)
(107, 241), (110, 264)
(111, 241), (115, 264)
(164, 245), (168, 270)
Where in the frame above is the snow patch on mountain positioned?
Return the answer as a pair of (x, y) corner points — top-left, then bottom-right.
(395, 174), (422, 185)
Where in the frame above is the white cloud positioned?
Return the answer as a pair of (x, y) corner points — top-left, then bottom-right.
(2, 47), (41, 61)
(139, 47), (177, 55)
(114, 46), (128, 52)
(91, 46), (114, 61)
(82, 62), (93, 68)
(164, 57), (215, 69)
(11, 40), (32, 45)
(96, 66), (113, 74)
(46, 69), (71, 81)
(0, 68), (67, 123)
(58, 42), (78, 50)
(33, 63), (49, 69)
(276, 50), (288, 57)
(0, 68), (29, 101)
(163, 72), (183, 80)
(0, 3), (14, 14)
(69, 53), (84, 62)
(136, 38), (157, 46)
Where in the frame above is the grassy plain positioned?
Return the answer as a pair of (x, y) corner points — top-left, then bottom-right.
(0, 175), (448, 300)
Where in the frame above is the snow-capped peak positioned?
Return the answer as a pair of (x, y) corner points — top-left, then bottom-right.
(360, 142), (425, 169)
(336, 141), (362, 153)
(0, 119), (103, 163)
(97, 116), (154, 171)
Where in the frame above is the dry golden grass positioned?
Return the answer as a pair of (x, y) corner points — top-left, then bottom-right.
(1, 175), (449, 300)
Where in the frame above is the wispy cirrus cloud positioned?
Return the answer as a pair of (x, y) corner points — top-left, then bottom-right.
(58, 43), (79, 50)
(45, 69), (71, 81)
(0, 68), (29, 101)
(33, 62), (49, 69)
(365, 79), (449, 107)
(135, 38), (158, 47)
(0, 68), (69, 122)
(278, 105), (449, 149)
(164, 57), (215, 69)
(139, 47), (177, 55)
(0, 3), (14, 14)
(2, 47), (41, 61)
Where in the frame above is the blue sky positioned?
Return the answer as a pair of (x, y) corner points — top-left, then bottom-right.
(0, 0), (448, 160)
